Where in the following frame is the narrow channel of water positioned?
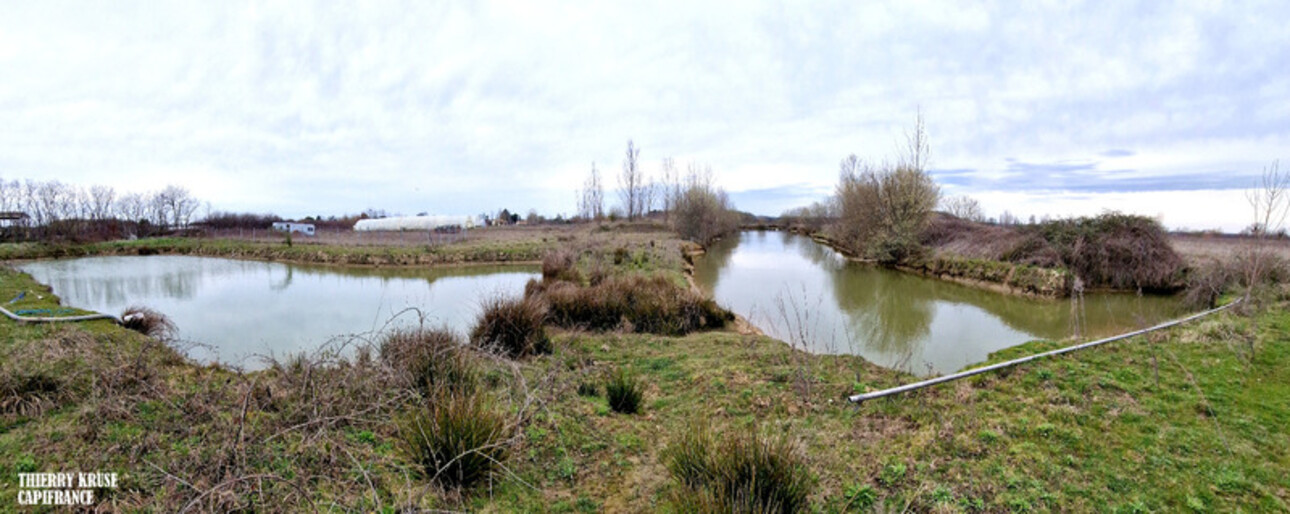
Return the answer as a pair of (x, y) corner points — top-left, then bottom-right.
(694, 231), (1184, 376)
(18, 256), (538, 370)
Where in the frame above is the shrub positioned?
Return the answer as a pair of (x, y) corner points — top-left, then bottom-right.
(470, 295), (551, 358)
(663, 422), (813, 514)
(398, 391), (510, 488)
(120, 306), (176, 340)
(672, 168), (740, 246)
(538, 274), (732, 336)
(379, 327), (478, 394)
(605, 369), (642, 414)
(1030, 213), (1184, 291)
(833, 160), (940, 264)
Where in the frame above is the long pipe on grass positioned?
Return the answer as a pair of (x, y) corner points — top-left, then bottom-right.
(849, 299), (1242, 404)
(0, 304), (119, 324)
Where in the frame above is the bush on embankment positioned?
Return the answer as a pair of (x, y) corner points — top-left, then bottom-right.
(922, 212), (1185, 292)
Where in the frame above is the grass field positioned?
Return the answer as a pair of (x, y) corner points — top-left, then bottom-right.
(2, 228), (1288, 511)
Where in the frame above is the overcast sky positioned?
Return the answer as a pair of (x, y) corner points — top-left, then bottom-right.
(2, 1), (1286, 231)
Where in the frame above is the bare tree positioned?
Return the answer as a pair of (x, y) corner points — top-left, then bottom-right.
(578, 162), (604, 221)
(1245, 160), (1289, 305)
(89, 185), (116, 221)
(903, 107), (930, 172)
(619, 140), (644, 220)
(832, 112), (941, 263)
(116, 192), (147, 223)
(941, 195), (984, 222)
(157, 185), (199, 229)
(660, 157), (681, 220)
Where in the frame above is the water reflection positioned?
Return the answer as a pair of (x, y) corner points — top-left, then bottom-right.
(695, 231), (1183, 376)
(19, 256), (539, 370)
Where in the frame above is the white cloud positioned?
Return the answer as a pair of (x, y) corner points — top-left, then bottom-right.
(0, 1), (1285, 224)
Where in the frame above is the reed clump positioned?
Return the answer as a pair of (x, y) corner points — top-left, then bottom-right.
(663, 422), (814, 514)
(379, 327), (479, 395)
(605, 368), (642, 414)
(470, 295), (552, 357)
(397, 390), (511, 489)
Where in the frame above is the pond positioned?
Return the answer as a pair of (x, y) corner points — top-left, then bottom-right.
(18, 256), (539, 370)
(694, 231), (1185, 376)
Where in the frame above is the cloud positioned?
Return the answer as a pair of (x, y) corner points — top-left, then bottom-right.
(0, 0), (1284, 231)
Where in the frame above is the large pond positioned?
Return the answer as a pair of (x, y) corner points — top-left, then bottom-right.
(18, 256), (538, 369)
(694, 231), (1184, 376)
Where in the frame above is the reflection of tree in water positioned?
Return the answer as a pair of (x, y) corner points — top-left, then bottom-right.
(781, 231), (845, 271)
(690, 233), (739, 293)
(829, 264), (934, 357)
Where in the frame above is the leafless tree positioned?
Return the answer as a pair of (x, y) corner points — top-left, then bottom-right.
(903, 107), (930, 172)
(832, 113), (941, 263)
(1245, 160), (1289, 305)
(116, 192), (147, 223)
(618, 140), (646, 220)
(89, 185), (116, 221)
(942, 195), (984, 222)
(660, 157), (678, 219)
(157, 185), (199, 229)
(578, 162), (604, 221)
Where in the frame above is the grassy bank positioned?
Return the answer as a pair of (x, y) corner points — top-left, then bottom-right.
(3, 229), (1289, 511)
(0, 223), (685, 272)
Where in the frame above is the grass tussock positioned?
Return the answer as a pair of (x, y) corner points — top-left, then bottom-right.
(470, 295), (551, 357)
(379, 327), (478, 395)
(605, 368), (642, 414)
(398, 390), (511, 489)
(541, 249), (582, 284)
(664, 422), (814, 514)
(120, 305), (176, 340)
(531, 274), (732, 336)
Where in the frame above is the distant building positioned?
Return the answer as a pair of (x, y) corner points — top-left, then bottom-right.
(353, 215), (482, 232)
(271, 222), (316, 236)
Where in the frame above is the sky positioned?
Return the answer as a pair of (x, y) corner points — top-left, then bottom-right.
(1, 1), (1287, 231)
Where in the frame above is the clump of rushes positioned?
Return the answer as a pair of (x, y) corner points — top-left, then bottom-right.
(470, 295), (551, 357)
(541, 249), (582, 284)
(120, 306), (176, 340)
(663, 422), (814, 514)
(379, 327), (478, 395)
(398, 390), (510, 489)
(605, 368), (642, 414)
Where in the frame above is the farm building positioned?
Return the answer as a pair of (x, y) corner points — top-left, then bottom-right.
(271, 222), (316, 236)
(353, 215), (482, 232)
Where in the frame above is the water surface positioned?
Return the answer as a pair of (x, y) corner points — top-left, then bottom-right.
(19, 256), (538, 369)
(694, 231), (1184, 376)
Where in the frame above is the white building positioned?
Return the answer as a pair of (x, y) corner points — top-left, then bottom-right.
(353, 215), (482, 232)
(271, 222), (316, 236)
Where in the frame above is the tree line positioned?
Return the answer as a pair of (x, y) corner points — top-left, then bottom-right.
(576, 140), (739, 245)
(0, 177), (202, 240)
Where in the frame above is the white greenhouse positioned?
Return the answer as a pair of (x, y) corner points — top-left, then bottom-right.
(353, 215), (482, 232)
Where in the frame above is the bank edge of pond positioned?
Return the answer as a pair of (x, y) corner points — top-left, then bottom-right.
(0, 237), (547, 269)
(748, 226), (1074, 298)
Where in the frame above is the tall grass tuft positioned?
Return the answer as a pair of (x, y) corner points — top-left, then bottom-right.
(542, 249), (582, 284)
(120, 306), (176, 340)
(470, 295), (551, 358)
(664, 422), (814, 514)
(605, 368), (642, 414)
(379, 327), (478, 395)
(398, 390), (510, 488)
